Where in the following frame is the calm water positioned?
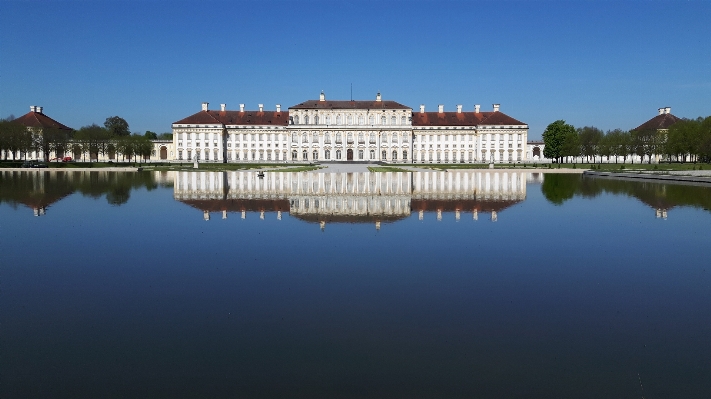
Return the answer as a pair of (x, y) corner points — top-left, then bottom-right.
(1, 170), (710, 398)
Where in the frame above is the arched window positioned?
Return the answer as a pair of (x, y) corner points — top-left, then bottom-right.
(358, 132), (364, 143)
(303, 150), (308, 160)
(336, 150), (342, 160)
(313, 150), (318, 160)
(392, 150), (397, 160)
(293, 115), (299, 124)
(370, 132), (376, 143)
(324, 132), (331, 143)
(381, 116), (387, 125)
(347, 132), (353, 143)
(336, 132), (342, 143)
(369, 115), (374, 124)
(391, 116), (397, 125)
(312, 133), (319, 143)
(304, 115), (309, 125)
(325, 115), (331, 124)
(358, 150), (364, 160)
(370, 150), (375, 159)
(382, 150), (387, 159)
(382, 132), (388, 142)
(401, 116), (406, 125)
(336, 115), (342, 124)
(392, 134), (398, 143)
(292, 150), (297, 160)
(325, 149), (331, 159)
(314, 115), (319, 125)
(358, 116), (364, 125)
(403, 150), (408, 160)
(347, 115), (353, 125)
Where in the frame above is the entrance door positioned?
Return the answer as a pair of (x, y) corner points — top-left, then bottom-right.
(347, 149), (353, 161)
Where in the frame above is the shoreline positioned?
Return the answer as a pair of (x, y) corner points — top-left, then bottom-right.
(583, 170), (711, 185)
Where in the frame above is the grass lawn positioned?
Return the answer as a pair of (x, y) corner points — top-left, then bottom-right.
(367, 166), (412, 172)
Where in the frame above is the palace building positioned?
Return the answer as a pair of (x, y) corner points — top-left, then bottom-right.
(172, 92), (528, 163)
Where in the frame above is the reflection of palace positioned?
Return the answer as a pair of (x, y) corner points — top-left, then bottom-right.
(174, 171), (528, 228)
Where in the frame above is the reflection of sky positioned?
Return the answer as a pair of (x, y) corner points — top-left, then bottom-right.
(2, 182), (711, 397)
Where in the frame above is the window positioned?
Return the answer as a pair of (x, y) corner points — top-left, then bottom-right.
(358, 116), (364, 125)
(382, 150), (387, 159)
(205, 150), (209, 160)
(358, 132), (364, 143)
(370, 132), (376, 143)
(381, 116), (387, 124)
(178, 150), (183, 160)
(403, 150), (408, 160)
(303, 150), (308, 160)
(304, 115), (309, 125)
(336, 133), (342, 143)
(293, 115), (299, 124)
(313, 150), (318, 160)
(325, 150), (330, 159)
(187, 150), (192, 160)
(392, 150), (397, 160)
(325, 132), (331, 143)
(369, 115), (374, 124)
(391, 116), (397, 125)
(370, 150), (375, 159)
(292, 150), (297, 160)
(325, 115), (331, 124)
(358, 150), (364, 160)
(267, 152), (271, 160)
(336, 115), (342, 124)
(336, 150), (341, 159)
(314, 115), (319, 125)
(347, 115), (353, 125)
(312, 133), (319, 143)
(347, 132), (353, 143)
(401, 116), (406, 125)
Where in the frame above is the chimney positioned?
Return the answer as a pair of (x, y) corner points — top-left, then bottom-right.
(37, 106), (43, 114)
(658, 108), (664, 115)
(376, 92), (382, 102)
(239, 104), (245, 112)
(438, 104), (444, 113)
(258, 104), (264, 112)
(201, 102), (209, 111)
(493, 104), (500, 112)
(319, 91), (325, 101)
(456, 105), (462, 113)
(30, 105), (36, 112)
(475, 104), (480, 113)
(276, 104), (281, 112)
(220, 103), (226, 112)
(665, 107), (671, 114)
(420, 105), (425, 113)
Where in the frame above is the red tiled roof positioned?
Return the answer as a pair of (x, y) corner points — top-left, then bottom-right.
(173, 110), (289, 126)
(411, 111), (525, 127)
(632, 113), (681, 131)
(290, 100), (410, 110)
(13, 111), (73, 131)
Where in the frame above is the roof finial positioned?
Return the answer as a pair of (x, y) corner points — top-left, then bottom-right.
(319, 91), (325, 101)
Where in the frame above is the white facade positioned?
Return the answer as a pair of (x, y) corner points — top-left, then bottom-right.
(172, 93), (529, 164)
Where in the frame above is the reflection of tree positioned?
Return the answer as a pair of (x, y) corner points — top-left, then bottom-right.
(0, 171), (158, 211)
(106, 185), (131, 206)
(541, 173), (711, 213)
(541, 174), (578, 205)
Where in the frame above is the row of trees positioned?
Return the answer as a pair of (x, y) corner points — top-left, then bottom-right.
(0, 116), (171, 162)
(542, 116), (711, 163)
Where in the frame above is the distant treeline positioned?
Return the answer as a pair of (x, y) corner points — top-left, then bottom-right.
(542, 116), (711, 163)
(0, 116), (172, 161)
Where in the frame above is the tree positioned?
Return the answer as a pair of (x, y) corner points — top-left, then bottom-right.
(543, 120), (576, 163)
(157, 132), (173, 140)
(561, 127), (580, 163)
(75, 124), (109, 162)
(0, 121), (32, 160)
(577, 126), (603, 163)
(104, 116), (130, 137)
(144, 131), (158, 139)
(598, 131), (612, 163)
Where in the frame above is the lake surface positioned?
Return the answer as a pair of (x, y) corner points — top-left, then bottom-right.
(1, 170), (710, 398)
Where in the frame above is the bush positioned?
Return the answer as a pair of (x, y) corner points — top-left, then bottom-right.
(620, 164), (625, 170)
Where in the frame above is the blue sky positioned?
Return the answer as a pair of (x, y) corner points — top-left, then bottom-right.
(1, 0), (709, 138)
